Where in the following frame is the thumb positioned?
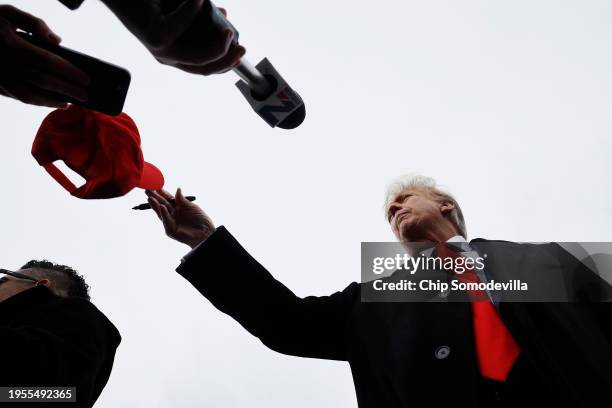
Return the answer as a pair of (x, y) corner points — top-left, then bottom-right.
(175, 187), (190, 207)
(163, 0), (205, 44)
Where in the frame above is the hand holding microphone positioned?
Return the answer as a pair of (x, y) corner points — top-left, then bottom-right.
(101, 0), (245, 76)
(106, 0), (306, 129)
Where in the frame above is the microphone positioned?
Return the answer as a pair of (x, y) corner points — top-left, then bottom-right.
(164, 0), (306, 129)
(233, 57), (306, 130)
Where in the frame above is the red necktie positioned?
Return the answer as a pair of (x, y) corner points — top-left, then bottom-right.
(437, 243), (521, 382)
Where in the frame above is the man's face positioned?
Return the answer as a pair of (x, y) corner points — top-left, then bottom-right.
(386, 189), (454, 243)
(0, 269), (38, 303)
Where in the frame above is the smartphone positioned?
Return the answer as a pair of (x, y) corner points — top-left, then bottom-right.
(17, 32), (131, 116)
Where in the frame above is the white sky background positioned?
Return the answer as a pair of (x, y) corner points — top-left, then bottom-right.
(2, 0), (612, 406)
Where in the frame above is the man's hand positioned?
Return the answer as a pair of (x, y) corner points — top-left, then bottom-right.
(146, 188), (216, 248)
(102, 0), (245, 76)
(0, 5), (90, 108)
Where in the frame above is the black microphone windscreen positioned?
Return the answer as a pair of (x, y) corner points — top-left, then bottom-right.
(277, 104), (306, 129)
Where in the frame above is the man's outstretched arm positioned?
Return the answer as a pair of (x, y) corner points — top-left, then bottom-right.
(146, 189), (358, 361)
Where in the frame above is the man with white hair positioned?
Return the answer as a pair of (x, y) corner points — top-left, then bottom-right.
(146, 177), (612, 407)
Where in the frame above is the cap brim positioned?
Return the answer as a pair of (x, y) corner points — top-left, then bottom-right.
(138, 161), (165, 190)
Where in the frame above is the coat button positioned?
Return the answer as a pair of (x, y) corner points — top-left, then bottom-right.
(435, 346), (451, 360)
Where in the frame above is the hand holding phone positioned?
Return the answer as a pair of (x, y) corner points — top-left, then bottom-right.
(16, 31), (131, 116)
(0, 5), (90, 108)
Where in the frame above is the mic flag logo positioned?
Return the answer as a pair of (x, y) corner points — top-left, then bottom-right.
(257, 88), (299, 126)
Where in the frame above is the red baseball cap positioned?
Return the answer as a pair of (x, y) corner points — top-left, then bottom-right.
(32, 105), (164, 199)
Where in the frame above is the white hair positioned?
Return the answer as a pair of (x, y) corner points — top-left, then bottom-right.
(384, 174), (467, 238)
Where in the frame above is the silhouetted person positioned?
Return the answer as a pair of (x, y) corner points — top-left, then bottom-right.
(0, 260), (120, 408)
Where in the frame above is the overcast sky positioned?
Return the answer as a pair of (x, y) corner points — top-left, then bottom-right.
(2, 0), (612, 406)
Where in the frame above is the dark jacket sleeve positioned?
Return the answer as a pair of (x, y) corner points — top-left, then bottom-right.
(0, 296), (121, 407)
(177, 226), (359, 361)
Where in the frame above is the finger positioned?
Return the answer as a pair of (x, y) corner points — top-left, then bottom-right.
(158, 189), (175, 201)
(206, 28), (236, 62)
(149, 190), (175, 215)
(2, 81), (69, 108)
(175, 44), (245, 76)
(147, 189), (168, 204)
(163, 0), (205, 44)
(148, 197), (164, 220)
(149, 196), (175, 223)
(23, 68), (88, 102)
(14, 36), (90, 86)
(159, 205), (176, 236)
(220, 54), (243, 73)
(154, 27), (237, 65)
(151, 189), (174, 207)
(145, 189), (162, 199)
(0, 5), (61, 44)
(149, 191), (172, 208)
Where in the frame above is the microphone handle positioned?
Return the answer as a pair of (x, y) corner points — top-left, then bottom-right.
(233, 60), (274, 98)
